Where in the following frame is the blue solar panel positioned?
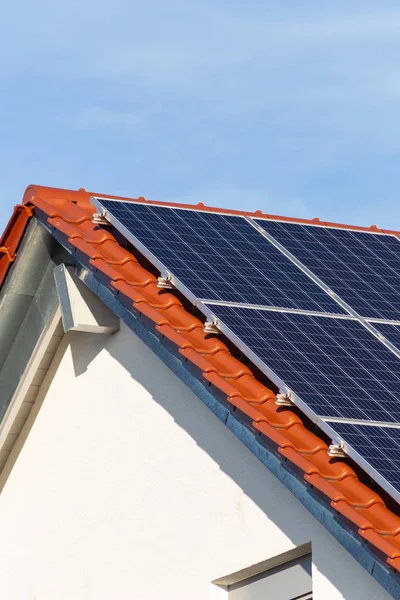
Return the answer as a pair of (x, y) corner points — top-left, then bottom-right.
(97, 200), (345, 314)
(255, 219), (400, 321)
(328, 422), (400, 496)
(205, 305), (400, 421)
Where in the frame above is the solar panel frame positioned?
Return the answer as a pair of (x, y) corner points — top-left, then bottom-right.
(92, 197), (348, 315)
(322, 420), (400, 503)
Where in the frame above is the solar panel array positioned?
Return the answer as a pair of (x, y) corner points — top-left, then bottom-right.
(93, 197), (400, 501)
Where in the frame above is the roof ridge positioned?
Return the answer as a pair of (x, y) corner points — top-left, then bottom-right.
(23, 184), (400, 236)
(2, 184), (400, 579)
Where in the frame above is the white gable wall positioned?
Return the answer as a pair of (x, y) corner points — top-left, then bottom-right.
(0, 320), (392, 600)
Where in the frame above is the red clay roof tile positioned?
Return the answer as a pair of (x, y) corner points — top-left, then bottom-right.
(0, 204), (33, 287)
(2, 183), (400, 573)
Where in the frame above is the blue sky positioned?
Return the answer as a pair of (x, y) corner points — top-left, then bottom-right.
(1, 1), (400, 232)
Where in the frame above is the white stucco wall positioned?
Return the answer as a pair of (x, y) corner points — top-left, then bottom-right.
(0, 320), (392, 600)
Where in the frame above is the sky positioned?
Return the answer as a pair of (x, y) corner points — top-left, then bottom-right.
(1, 1), (400, 231)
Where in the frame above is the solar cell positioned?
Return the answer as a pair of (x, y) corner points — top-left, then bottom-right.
(96, 199), (345, 314)
(204, 304), (400, 422)
(327, 421), (400, 497)
(254, 219), (400, 321)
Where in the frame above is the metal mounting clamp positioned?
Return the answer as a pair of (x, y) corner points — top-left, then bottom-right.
(328, 442), (347, 458)
(203, 319), (220, 334)
(92, 211), (110, 225)
(275, 392), (295, 407)
(157, 275), (175, 289)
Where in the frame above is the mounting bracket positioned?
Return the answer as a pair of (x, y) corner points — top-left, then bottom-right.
(275, 392), (295, 407)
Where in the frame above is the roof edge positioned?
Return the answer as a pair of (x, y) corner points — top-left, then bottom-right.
(22, 184), (400, 235)
(0, 204), (34, 288)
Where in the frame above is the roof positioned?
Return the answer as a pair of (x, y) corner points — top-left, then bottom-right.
(2, 184), (400, 591)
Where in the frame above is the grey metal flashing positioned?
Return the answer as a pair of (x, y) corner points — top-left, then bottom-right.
(0, 219), (55, 371)
(33, 216), (400, 599)
(54, 264), (119, 334)
(0, 218), (69, 421)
